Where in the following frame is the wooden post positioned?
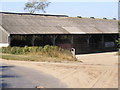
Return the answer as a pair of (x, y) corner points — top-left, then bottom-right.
(101, 35), (104, 49)
(85, 35), (92, 52)
(114, 34), (117, 41)
(86, 35), (92, 47)
(20, 35), (22, 40)
(71, 35), (74, 44)
(87, 38), (90, 47)
(52, 35), (58, 46)
(71, 35), (74, 48)
(53, 36), (55, 46)
(32, 35), (35, 46)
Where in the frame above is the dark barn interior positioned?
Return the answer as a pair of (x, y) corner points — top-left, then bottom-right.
(10, 34), (118, 54)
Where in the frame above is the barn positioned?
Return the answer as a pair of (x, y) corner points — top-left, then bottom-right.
(0, 12), (118, 54)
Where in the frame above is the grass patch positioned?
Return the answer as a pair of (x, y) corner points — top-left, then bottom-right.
(2, 54), (39, 61)
(1, 53), (75, 62)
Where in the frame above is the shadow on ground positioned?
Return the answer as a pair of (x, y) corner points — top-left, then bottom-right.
(0, 65), (18, 88)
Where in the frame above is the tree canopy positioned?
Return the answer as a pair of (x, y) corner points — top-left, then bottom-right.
(24, 0), (51, 14)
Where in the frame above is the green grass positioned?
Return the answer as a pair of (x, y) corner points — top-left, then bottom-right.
(1, 53), (75, 62)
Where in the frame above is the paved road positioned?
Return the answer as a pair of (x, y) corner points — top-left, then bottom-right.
(0, 64), (67, 88)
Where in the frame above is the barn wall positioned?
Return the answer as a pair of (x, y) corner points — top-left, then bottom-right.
(0, 27), (9, 47)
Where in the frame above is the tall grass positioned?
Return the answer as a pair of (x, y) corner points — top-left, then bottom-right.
(1, 45), (74, 61)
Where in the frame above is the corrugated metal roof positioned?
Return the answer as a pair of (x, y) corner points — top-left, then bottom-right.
(0, 12), (118, 34)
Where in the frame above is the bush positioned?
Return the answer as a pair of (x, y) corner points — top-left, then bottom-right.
(2, 46), (11, 53)
(1, 45), (73, 60)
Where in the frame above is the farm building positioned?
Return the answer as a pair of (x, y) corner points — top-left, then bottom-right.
(0, 12), (118, 54)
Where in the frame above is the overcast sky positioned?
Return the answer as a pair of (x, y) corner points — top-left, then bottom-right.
(0, 0), (118, 19)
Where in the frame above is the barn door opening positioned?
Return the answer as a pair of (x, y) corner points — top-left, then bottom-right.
(89, 35), (102, 52)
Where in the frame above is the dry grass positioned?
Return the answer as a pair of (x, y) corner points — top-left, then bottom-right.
(1, 53), (76, 62)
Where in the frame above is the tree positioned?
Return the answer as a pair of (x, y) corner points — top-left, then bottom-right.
(24, 0), (50, 14)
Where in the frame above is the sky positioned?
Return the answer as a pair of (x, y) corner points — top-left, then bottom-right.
(0, 0), (118, 19)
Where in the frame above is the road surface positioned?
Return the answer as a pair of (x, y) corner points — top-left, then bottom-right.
(0, 63), (67, 88)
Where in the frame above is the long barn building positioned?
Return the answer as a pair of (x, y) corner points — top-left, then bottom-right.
(0, 12), (118, 54)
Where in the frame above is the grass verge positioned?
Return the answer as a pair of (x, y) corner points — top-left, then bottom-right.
(1, 53), (76, 63)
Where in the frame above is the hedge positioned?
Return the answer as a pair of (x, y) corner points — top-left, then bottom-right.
(1, 45), (73, 60)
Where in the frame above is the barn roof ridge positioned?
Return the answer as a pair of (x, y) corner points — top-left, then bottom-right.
(0, 12), (69, 17)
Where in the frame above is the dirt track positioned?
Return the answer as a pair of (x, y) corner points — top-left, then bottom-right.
(1, 52), (118, 88)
